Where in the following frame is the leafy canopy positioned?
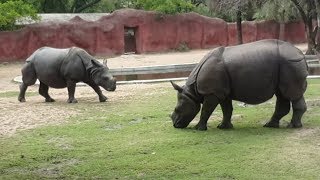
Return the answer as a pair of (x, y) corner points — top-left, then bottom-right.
(0, 0), (39, 31)
(135, 0), (195, 14)
(254, 0), (300, 22)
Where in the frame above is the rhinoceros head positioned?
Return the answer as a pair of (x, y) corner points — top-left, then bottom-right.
(171, 81), (200, 128)
(90, 59), (116, 91)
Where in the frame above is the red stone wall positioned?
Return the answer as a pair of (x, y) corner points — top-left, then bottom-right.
(0, 9), (307, 62)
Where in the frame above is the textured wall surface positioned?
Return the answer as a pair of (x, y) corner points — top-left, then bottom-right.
(0, 9), (306, 62)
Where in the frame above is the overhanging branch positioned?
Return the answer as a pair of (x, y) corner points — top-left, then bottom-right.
(74, 0), (101, 13)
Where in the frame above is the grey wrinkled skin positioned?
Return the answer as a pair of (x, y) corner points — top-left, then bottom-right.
(18, 47), (116, 103)
(171, 39), (308, 130)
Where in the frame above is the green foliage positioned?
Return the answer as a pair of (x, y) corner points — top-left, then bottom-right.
(0, 0), (39, 31)
(22, 0), (104, 13)
(0, 91), (37, 98)
(135, 0), (195, 14)
(77, 0), (115, 13)
(193, 3), (214, 17)
(83, 0), (137, 13)
(254, 0), (300, 22)
(205, 0), (260, 22)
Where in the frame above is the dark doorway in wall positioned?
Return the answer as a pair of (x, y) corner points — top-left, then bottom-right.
(124, 27), (137, 54)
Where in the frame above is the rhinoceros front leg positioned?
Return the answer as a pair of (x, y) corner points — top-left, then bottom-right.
(39, 82), (55, 102)
(87, 82), (107, 102)
(66, 80), (78, 103)
(195, 94), (219, 131)
(264, 93), (290, 128)
(287, 96), (306, 128)
(217, 98), (233, 129)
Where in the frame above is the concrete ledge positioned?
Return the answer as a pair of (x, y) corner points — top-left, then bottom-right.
(109, 63), (197, 75)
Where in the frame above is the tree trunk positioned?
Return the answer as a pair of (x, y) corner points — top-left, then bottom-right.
(315, 0), (320, 52)
(236, 9), (243, 44)
(291, 0), (316, 54)
(305, 1), (317, 54)
(279, 23), (285, 40)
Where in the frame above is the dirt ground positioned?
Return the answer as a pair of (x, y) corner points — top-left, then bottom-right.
(0, 44), (309, 137)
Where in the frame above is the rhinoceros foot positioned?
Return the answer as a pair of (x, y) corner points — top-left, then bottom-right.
(67, 98), (78, 103)
(287, 122), (302, 128)
(194, 124), (207, 131)
(99, 95), (108, 102)
(45, 98), (55, 103)
(18, 97), (26, 102)
(217, 122), (233, 129)
(263, 120), (279, 128)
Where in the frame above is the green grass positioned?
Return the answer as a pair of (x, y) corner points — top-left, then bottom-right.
(0, 91), (37, 98)
(1, 79), (320, 179)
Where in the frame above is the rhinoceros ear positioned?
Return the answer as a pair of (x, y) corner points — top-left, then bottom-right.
(103, 59), (108, 66)
(91, 59), (103, 67)
(170, 81), (183, 93)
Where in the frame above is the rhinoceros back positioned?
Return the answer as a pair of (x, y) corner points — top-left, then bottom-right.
(187, 39), (308, 104)
(31, 47), (71, 88)
(222, 40), (281, 104)
(186, 47), (230, 100)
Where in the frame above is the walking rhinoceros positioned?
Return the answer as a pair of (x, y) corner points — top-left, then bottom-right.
(171, 39), (308, 130)
(18, 47), (116, 103)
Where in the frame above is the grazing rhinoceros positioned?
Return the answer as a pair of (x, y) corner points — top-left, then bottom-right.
(171, 39), (308, 130)
(18, 47), (116, 103)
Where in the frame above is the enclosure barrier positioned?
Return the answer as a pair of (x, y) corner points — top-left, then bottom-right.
(13, 58), (320, 85)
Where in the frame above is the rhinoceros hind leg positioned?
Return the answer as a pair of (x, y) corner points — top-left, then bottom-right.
(287, 96), (306, 128)
(19, 63), (37, 102)
(264, 93), (290, 128)
(195, 94), (219, 131)
(217, 98), (233, 129)
(39, 82), (55, 102)
(18, 83), (28, 102)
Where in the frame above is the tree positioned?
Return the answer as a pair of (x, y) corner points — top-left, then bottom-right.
(254, 0), (300, 44)
(0, 0), (39, 31)
(207, 0), (255, 44)
(135, 0), (194, 14)
(190, 0), (206, 7)
(290, 0), (319, 54)
(24, 0), (102, 13)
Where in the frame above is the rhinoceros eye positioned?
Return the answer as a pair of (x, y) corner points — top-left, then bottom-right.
(101, 74), (109, 80)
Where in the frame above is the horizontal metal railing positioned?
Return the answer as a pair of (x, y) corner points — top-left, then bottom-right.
(110, 59), (320, 76)
(13, 57), (320, 85)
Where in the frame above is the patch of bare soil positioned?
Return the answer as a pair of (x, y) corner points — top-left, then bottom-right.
(0, 63), (23, 91)
(0, 98), (79, 136)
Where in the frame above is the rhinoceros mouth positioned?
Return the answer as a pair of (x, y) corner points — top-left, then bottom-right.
(106, 87), (116, 91)
(172, 114), (188, 128)
(173, 123), (188, 128)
